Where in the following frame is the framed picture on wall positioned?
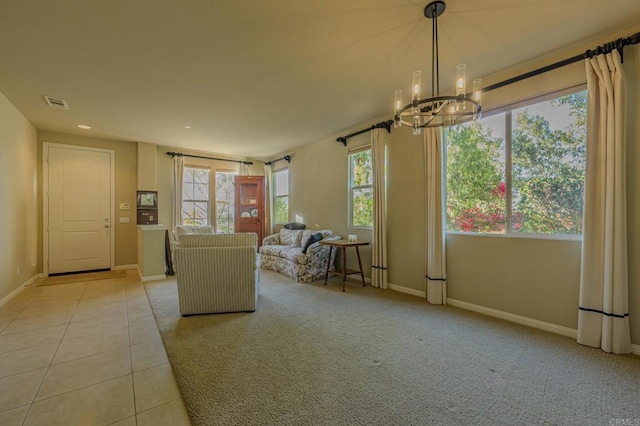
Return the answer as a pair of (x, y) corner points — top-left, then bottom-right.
(137, 191), (158, 209)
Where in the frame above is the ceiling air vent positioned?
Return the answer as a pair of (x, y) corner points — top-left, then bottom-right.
(43, 96), (69, 110)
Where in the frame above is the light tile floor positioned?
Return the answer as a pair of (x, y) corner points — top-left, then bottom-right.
(0, 270), (190, 426)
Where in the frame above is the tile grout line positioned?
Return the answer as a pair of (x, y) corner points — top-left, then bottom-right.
(137, 273), (189, 423)
(135, 396), (182, 417)
(0, 291), (37, 334)
(125, 277), (140, 420)
(21, 281), (89, 425)
(24, 372), (135, 405)
(21, 279), (139, 423)
(47, 331), (131, 368)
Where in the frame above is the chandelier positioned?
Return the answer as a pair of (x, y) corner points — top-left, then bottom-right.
(394, 1), (482, 134)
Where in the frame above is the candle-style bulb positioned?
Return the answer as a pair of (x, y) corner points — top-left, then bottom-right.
(473, 78), (482, 102)
(412, 71), (421, 101)
(456, 64), (466, 97)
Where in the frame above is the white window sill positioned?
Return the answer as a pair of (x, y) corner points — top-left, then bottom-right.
(446, 231), (581, 242)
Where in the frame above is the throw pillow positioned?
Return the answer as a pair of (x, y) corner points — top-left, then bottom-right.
(280, 229), (303, 246)
(302, 232), (323, 254)
(284, 222), (306, 230)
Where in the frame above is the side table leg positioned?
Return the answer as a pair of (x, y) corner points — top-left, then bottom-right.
(342, 247), (347, 292)
(324, 246), (333, 286)
(355, 246), (365, 287)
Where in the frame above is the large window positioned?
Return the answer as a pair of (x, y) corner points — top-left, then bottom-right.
(215, 171), (235, 233)
(273, 169), (289, 224)
(446, 89), (587, 236)
(349, 148), (373, 228)
(182, 166), (210, 225)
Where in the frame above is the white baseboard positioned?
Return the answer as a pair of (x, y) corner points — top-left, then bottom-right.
(388, 282), (426, 298)
(385, 287), (640, 356)
(114, 264), (138, 270)
(141, 274), (166, 282)
(0, 274), (39, 308)
(447, 298), (578, 338)
(447, 299), (640, 355)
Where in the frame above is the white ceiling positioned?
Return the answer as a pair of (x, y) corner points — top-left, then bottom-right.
(1, 0), (639, 159)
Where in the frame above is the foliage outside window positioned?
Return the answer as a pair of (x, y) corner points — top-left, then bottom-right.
(273, 169), (289, 223)
(445, 89), (587, 236)
(182, 167), (210, 226)
(349, 149), (373, 228)
(215, 171), (235, 233)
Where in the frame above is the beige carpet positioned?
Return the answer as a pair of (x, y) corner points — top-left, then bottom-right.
(38, 269), (127, 286)
(145, 270), (640, 426)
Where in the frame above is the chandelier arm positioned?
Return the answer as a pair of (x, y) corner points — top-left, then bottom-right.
(422, 115), (437, 128)
(397, 95), (480, 115)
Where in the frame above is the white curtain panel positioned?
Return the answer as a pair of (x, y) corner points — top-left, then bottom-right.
(577, 50), (631, 354)
(172, 155), (184, 231)
(371, 128), (388, 289)
(238, 162), (251, 176)
(423, 127), (447, 304)
(264, 163), (273, 237)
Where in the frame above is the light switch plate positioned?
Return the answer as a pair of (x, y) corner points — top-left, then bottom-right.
(119, 203), (131, 210)
(119, 217), (130, 224)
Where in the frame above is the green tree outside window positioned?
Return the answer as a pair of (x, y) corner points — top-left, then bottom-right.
(182, 167), (210, 226)
(273, 169), (289, 223)
(446, 90), (587, 235)
(215, 171), (235, 233)
(350, 150), (373, 227)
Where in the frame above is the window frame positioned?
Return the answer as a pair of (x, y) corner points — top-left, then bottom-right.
(213, 169), (236, 233)
(182, 165), (211, 226)
(348, 146), (373, 229)
(444, 84), (587, 241)
(272, 168), (290, 224)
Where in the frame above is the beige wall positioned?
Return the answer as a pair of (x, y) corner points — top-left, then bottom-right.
(138, 142), (157, 191)
(625, 43), (640, 345)
(0, 91), (38, 300)
(37, 131), (138, 268)
(279, 30), (640, 345)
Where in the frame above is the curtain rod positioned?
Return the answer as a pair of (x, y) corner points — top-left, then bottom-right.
(265, 155), (291, 166)
(336, 120), (394, 146)
(336, 31), (640, 145)
(166, 151), (253, 165)
(484, 31), (639, 93)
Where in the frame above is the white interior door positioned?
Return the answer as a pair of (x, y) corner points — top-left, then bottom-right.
(47, 145), (112, 274)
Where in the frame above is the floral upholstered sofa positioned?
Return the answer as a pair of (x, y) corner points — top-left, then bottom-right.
(259, 229), (339, 282)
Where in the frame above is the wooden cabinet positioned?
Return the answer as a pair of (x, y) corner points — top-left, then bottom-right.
(234, 175), (265, 245)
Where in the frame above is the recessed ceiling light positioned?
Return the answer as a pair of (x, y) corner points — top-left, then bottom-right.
(184, 125), (191, 129)
(77, 124), (91, 129)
